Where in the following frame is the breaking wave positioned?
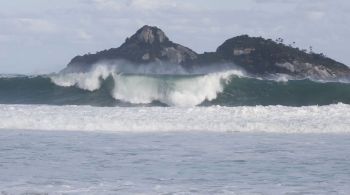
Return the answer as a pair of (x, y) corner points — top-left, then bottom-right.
(51, 65), (245, 106)
(1, 63), (350, 107)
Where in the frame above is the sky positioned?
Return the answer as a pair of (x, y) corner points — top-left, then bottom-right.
(0, 0), (349, 74)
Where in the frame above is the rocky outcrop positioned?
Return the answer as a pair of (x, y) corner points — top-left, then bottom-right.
(215, 35), (350, 78)
(66, 25), (350, 78)
(68, 25), (198, 68)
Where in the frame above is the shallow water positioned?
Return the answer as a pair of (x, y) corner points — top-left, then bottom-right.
(1, 130), (349, 194)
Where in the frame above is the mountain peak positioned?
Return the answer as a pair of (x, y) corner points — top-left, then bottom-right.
(131, 25), (169, 44)
(68, 25), (197, 66)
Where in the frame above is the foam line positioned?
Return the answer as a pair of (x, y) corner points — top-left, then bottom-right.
(1, 104), (349, 133)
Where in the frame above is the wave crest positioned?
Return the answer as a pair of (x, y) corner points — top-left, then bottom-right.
(50, 64), (246, 106)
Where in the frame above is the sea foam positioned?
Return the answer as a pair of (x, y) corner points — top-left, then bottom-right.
(1, 104), (350, 133)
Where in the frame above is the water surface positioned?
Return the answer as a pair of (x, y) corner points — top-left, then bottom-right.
(1, 130), (349, 194)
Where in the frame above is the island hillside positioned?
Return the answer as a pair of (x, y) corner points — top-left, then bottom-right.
(66, 25), (350, 78)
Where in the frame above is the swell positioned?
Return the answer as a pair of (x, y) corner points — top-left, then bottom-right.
(212, 77), (350, 106)
(0, 75), (118, 106)
(1, 72), (350, 107)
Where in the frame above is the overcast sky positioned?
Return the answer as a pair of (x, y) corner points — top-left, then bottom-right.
(0, 0), (349, 74)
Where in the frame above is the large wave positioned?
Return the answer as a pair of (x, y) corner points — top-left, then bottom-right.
(1, 62), (350, 106)
(51, 64), (245, 106)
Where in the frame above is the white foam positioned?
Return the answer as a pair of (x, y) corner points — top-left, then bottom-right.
(1, 104), (350, 133)
(50, 65), (114, 91)
(50, 64), (245, 106)
(111, 71), (239, 106)
(0, 74), (38, 78)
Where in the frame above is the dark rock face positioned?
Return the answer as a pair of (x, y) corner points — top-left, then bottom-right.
(215, 35), (350, 77)
(68, 25), (198, 68)
(67, 25), (350, 78)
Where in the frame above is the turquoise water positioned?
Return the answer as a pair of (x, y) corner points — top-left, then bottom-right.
(1, 130), (349, 194)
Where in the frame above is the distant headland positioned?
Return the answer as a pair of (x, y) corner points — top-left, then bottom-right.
(66, 25), (350, 78)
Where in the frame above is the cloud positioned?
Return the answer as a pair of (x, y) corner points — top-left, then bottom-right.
(91, 0), (195, 12)
(15, 18), (57, 33)
(128, 0), (178, 10)
(93, 0), (124, 11)
(0, 34), (14, 43)
(306, 10), (325, 20)
(76, 29), (93, 41)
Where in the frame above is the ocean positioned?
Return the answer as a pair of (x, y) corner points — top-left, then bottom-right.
(1, 65), (350, 194)
(1, 131), (350, 194)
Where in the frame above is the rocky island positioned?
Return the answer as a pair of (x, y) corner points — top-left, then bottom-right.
(66, 25), (350, 78)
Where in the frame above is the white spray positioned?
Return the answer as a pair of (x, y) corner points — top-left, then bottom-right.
(50, 62), (246, 106)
